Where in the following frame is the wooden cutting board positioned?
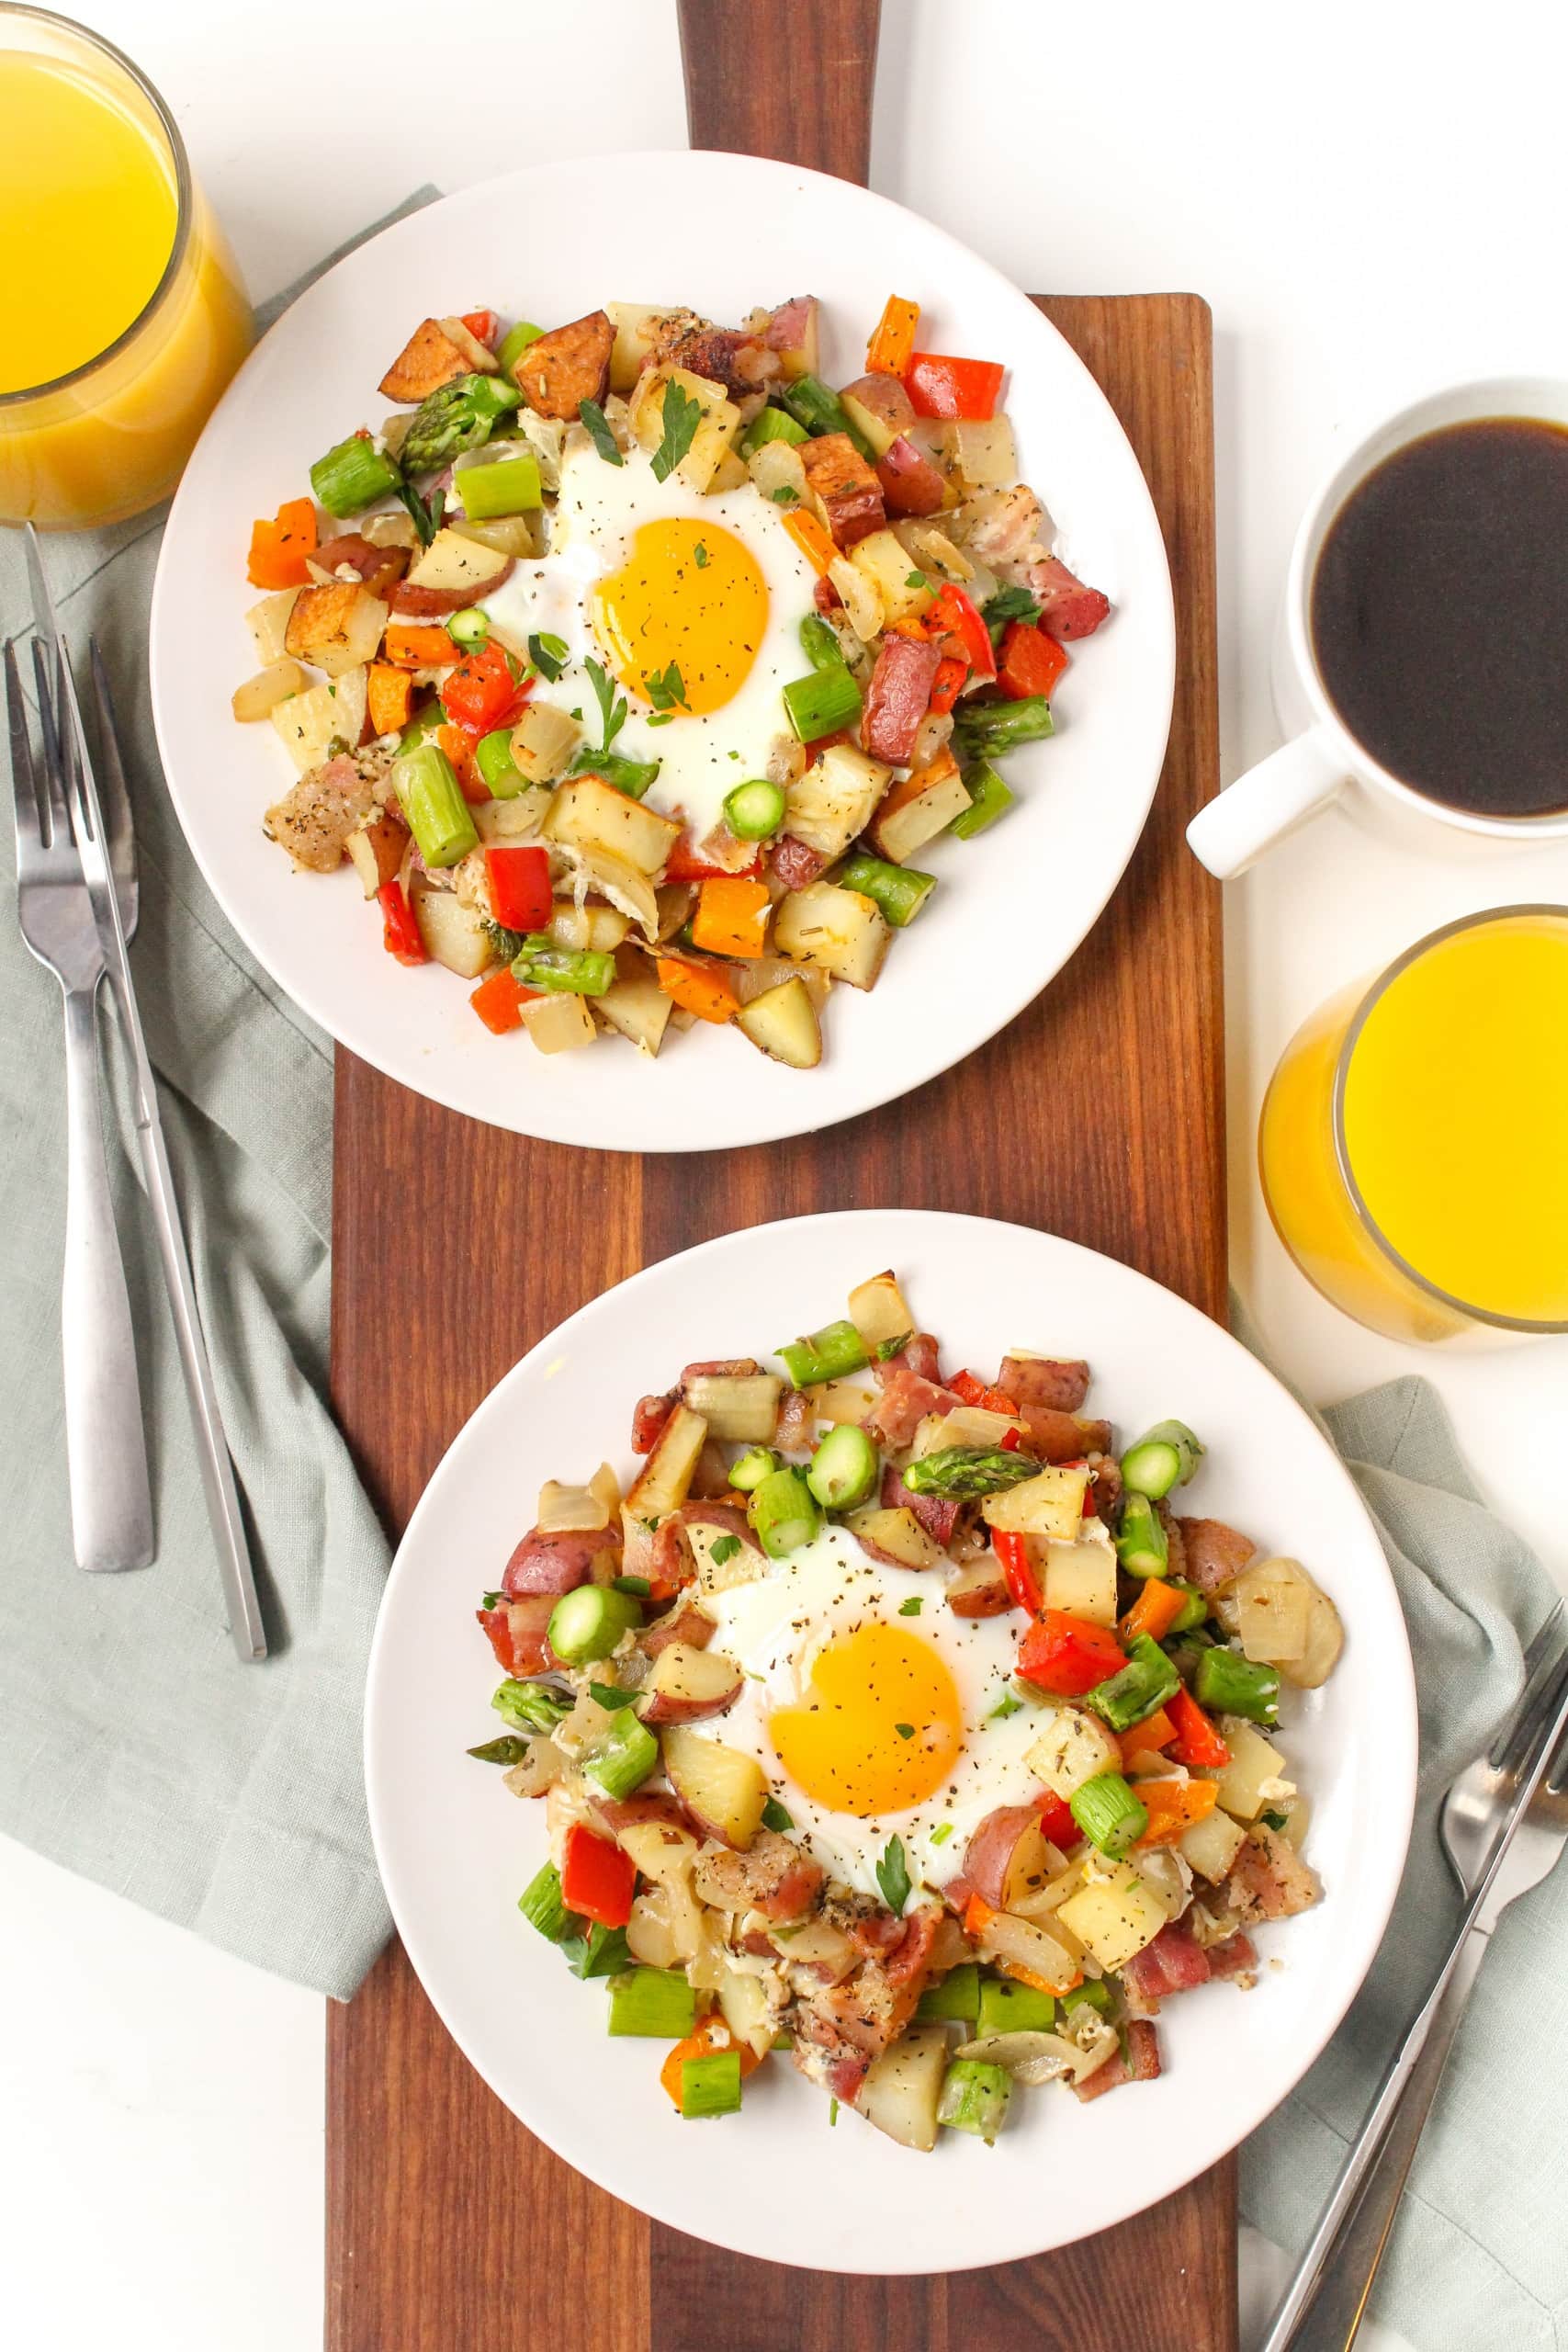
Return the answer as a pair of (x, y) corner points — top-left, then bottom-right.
(326, 10), (1226, 2341)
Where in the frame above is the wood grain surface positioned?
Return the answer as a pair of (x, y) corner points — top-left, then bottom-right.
(328, 10), (1227, 2342)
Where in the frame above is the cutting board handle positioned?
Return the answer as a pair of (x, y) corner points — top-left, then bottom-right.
(677, 0), (882, 185)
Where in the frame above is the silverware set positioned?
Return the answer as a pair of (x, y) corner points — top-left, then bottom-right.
(6, 525), (265, 1661)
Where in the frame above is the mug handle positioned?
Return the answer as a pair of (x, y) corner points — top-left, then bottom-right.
(1186, 729), (1346, 878)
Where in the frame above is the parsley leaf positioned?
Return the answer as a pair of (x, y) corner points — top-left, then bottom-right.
(983, 582), (1043, 646)
(929, 1821), (953, 1846)
(528, 630), (569, 683)
(646, 713), (673, 728)
(645, 661), (690, 714)
(578, 397), (624, 466)
(651, 381), (702, 482)
(894, 1723), (915, 1740)
(561, 1922), (631, 1980)
(480, 1589), (504, 1609)
(694, 541), (709, 569)
(584, 656), (628, 755)
(761, 1796), (795, 1832)
(771, 483), (798, 503)
(589, 1683), (641, 1711)
(709, 1534), (740, 1566)
(905, 571), (929, 590)
(395, 478), (445, 547)
(1260, 1808), (1291, 1832)
(897, 1597), (923, 1617)
(875, 1835), (912, 1915)
(989, 1691), (1023, 1722)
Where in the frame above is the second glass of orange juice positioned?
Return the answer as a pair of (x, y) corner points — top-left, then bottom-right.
(1259, 907), (1568, 1342)
(0, 6), (253, 529)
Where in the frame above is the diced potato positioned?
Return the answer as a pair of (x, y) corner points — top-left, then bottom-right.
(692, 1521), (767, 1595)
(984, 1464), (1091, 1539)
(474, 789), (552, 843)
(1027, 1706), (1121, 1800)
(412, 887), (491, 978)
(547, 902), (629, 953)
(643, 1642), (744, 1725)
(1043, 1534), (1119, 1629)
(284, 583), (389, 679)
(735, 976), (822, 1069)
(706, 447), (749, 495)
(546, 774), (681, 876)
(247, 588), (299, 664)
(520, 993), (597, 1054)
(840, 372), (917, 459)
(626, 1403), (709, 1519)
(844, 1505), (942, 1573)
(773, 881), (891, 991)
(1179, 1804), (1249, 1883)
(849, 1270), (914, 1351)
(269, 683), (340, 775)
(849, 527), (938, 627)
(605, 302), (665, 392)
(662, 1726), (767, 1849)
(784, 742), (892, 861)
(400, 526), (513, 604)
(333, 663), (369, 749)
(628, 365), (741, 492)
(858, 2020), (949, 2152)
(734, 953), (830, 1012)
(1214, 1721), (1287, 1822)
(343, 810), (408, 899)
(594, 955), (673, 1057)
(231, 659), (307, 722)
(868, 749), (970, 865)
(826, 553), (884, 641)
(952, 416), (1019, 489)
(378, 316), (470, 403)
(1057, 1864), (1170, 1973)
(716, 1964), (776, 2062)
(681, 1373), (782, 1443)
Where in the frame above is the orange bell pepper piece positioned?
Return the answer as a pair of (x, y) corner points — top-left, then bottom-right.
(655, 957), (740, 1024)
(1119, 1579), (1189, 1645)
(1132, 1777), (1220, 1849)
(366, 662), (415, 738)
(783, 509), (836, 576)
(691, 876), (771, 959)
(1168, 1684), (1231, 1770)
(1117, 1704), (1179, 1767)
(963, 1893), (996, 1940)
(660, 2014), (764, 2109)
(246, 496), (318, 590)
(866, 294), (920, 378)
(383, 620), (459, 669)
(468, 967), (539, 1035)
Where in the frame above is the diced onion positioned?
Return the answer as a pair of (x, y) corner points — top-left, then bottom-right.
(536, 1479), (611, 1534)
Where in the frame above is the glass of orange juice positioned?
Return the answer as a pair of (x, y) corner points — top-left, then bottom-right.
(1259, 907), (1568, 1343)
(0, 6), (253, 529)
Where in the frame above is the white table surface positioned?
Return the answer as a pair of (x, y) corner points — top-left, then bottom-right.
(8, 3), (1567, 2345)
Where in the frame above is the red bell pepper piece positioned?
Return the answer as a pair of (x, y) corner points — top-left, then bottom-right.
(560, 1823), (636, 1928)
(664, 831), (762, 884)
(1167, 1685), (1232, 1770)
(991, 1528), (1043, 1616)
(998, 620), (1069, 702)
(484, 843), (552, 933)
(813, 571), (842, 613)
(927, 582), (997, 680)
(377, 880), (426, 967)
(441, 642), (525, 737)
(928, 653), (968, 716)
(951, 1367), (1019, 1413)
(904, 353), (1005, 422)
(460, 309), (500, 347)
(1016, 1611), (1126, 1698)
(1036, 1791), (1081, 1849)
(999, 1426), (1023, 1453)
(469, 967), (539, 1035)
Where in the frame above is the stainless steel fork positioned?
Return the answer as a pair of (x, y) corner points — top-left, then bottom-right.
(6, 636), (152, 1572)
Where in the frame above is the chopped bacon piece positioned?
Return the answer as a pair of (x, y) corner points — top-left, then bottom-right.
(1176, 1516), (1257, 1594)
(1121, 1921), (1213, 2010)
(776, 1385), (815, 1450)
(788, 2007), (872, 2107)
(637, 1600), (716, 1660)
(1090, 1454), (1123, 1522)
(875, 1332), (942, 1385)
(1074, 2018), (1162, 2101)
(1032, 554), (1111, 642)
(994, 1353), (1091, 1413)
(807, 1906), (939, 2058)
(631, 1391), (677, 1454)
(1224, 1827), (1321, 1926)
(693, 1829), (825, 1924)
(681, 1357), (764, 1383)
(1205, 1931), (1258, 1981)
(867, 1363), (963, 1451)
(649, 318), (765, 395)
(476, 1597), (556, 1676)
(771, 834), (831, 893)
(649, 1500), (757, 1592)
(880, 1461), (962, 1546)
(812, 571), (841, 614)
(862, 634), (942, 763)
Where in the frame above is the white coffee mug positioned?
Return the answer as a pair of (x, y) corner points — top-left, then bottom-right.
(1188, 376), (1568, 878)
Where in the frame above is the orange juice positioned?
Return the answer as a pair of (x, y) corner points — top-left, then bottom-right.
(0, 14), (252, 528)
(1259, 909), (1568, 1340)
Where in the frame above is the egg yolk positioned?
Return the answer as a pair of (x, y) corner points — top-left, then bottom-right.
(590, 517), (768, 715)
(771, 1623), (964, 1817)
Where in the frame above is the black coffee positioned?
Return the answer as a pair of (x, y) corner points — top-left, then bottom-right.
(1310, 416), (1568, 817)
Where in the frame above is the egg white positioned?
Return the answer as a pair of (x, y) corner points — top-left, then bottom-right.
(476, 435), (818, 843)
(686, 1523), (1058, 1902)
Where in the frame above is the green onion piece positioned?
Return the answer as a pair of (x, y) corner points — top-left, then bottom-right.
(466, 1735), (529, 1764)
(497, 320), (544, 377)
(953, 695), (1055, 763)
(951, 758), (1015, 841)
(937, 2058), (1011, 2144)
(901, 1446), (1041, 1498)
(748, 1467), (823, 1560)
(581, 1710), (660, 1803)
(310, 431), (401, 518)
(838, 851), (936, 929)
(916, 1962), (981, 2024)
(1114, 1491), (1169, 1579)
(1085, 1634), (1181, 1733)
(782, 374), (874, 461)
(1059, 1979), (1113, 2018)
(491, 1678), (570, 1734)
(475, 727), (526, 799)
(806, 1424), (880, 1511)
(510, 934), (616, 997)
(740, 404), (810, 455)
(569, 746), (660, 801)
(546, 1584), (642, 1666)
(455, 453), (542, 518)
(775, 1318), (869, 1388)
(1195, 1646), (1281, 1727)
(723, 778), (787, 841)
(518, 1860), (573, 1942)
(1069, 1770), (1149, 1857)
(782, 665), (862, 745)
(976, 1975), (1056, 2035)
(799, 613), (848, 672)
(1120, 1419), (1205, 1500)
(606, 1967), (696, 2040)
(446, 606), (491, 651)
(1166, 1582), (1210, 1634)
(680, 2049), (743, 2120)
(728, 1446), (781, 1494)
(393, 744), (479, 868)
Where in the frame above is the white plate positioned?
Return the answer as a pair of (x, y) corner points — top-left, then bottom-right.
(150, 151), (1174, 1151)
(366, 1209), (1416, 2275)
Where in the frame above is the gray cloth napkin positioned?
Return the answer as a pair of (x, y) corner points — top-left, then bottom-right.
(0, 198), (438, 2001)
(1241, 1371), (1566, 2350)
